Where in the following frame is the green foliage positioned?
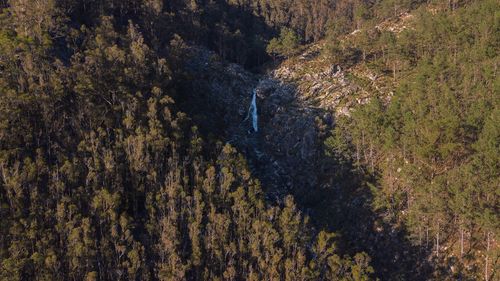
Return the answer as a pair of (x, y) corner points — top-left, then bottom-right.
(266, 28), (303, 58)
(325, 0), (499, 278)
(0, 1), (375, 280)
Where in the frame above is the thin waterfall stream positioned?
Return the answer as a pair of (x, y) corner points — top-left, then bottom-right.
(246, 89), (258, 132)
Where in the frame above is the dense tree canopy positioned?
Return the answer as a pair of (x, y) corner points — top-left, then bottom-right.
(325, 0), (499, 279)
(0, 0), (497, 280)
(0, 1), (375, 280)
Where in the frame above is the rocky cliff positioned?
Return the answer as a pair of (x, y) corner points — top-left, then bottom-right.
(176, 45), (361, 200)
(177, 41), (392, 193)
(175, 34), (433, 278)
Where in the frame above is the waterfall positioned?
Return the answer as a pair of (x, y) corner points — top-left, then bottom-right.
(248, 89), (258, 132)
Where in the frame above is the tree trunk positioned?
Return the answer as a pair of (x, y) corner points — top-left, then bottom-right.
(426, 225), (429, 249)
(460, 227), (464, 258)
(370, 142), (374, 171)
(362, 131), (366, 163)
(356, 141), (360, 166)
(418, 225), (422, 247)
(485, 231), (490, 281)
(393, 62), (397, 80)
(435, 222), (439, 257)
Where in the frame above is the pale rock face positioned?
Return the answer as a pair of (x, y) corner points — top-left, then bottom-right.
(271, 60), (359, 117)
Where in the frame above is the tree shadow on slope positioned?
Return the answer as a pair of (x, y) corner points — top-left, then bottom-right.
(309, 153), (435, 280)
(171, 21), (433, 281)
(247, 84), (434, 280)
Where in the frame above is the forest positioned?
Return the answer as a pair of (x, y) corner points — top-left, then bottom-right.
(0, 0), (498, 280)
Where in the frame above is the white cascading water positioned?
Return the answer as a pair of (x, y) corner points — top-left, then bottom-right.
(249, 89), (258, 132)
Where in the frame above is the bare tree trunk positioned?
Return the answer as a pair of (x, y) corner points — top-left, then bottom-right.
(436, 222), (440, 257)
(403, 143), (406, 161)
(426, 225), (429, 249)
(356, 141), (360, 166)
(406, 190), (410, 210)
(393, 62), (397, 80)
(370, 142), (374, 171)
(460, 227), (464, 258)
(362, 131), (366, 163)
(485, 231), (490, 281)
(419, 225), (422, 247)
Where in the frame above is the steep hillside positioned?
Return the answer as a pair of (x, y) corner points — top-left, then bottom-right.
(170, 38), (433, 278)
(0, 0), (497, 280)
(0, 2), (380, 280)
(272, 2), (499, 280)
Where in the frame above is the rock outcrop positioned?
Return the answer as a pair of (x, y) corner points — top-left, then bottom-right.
(177, 44), (380, 197)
